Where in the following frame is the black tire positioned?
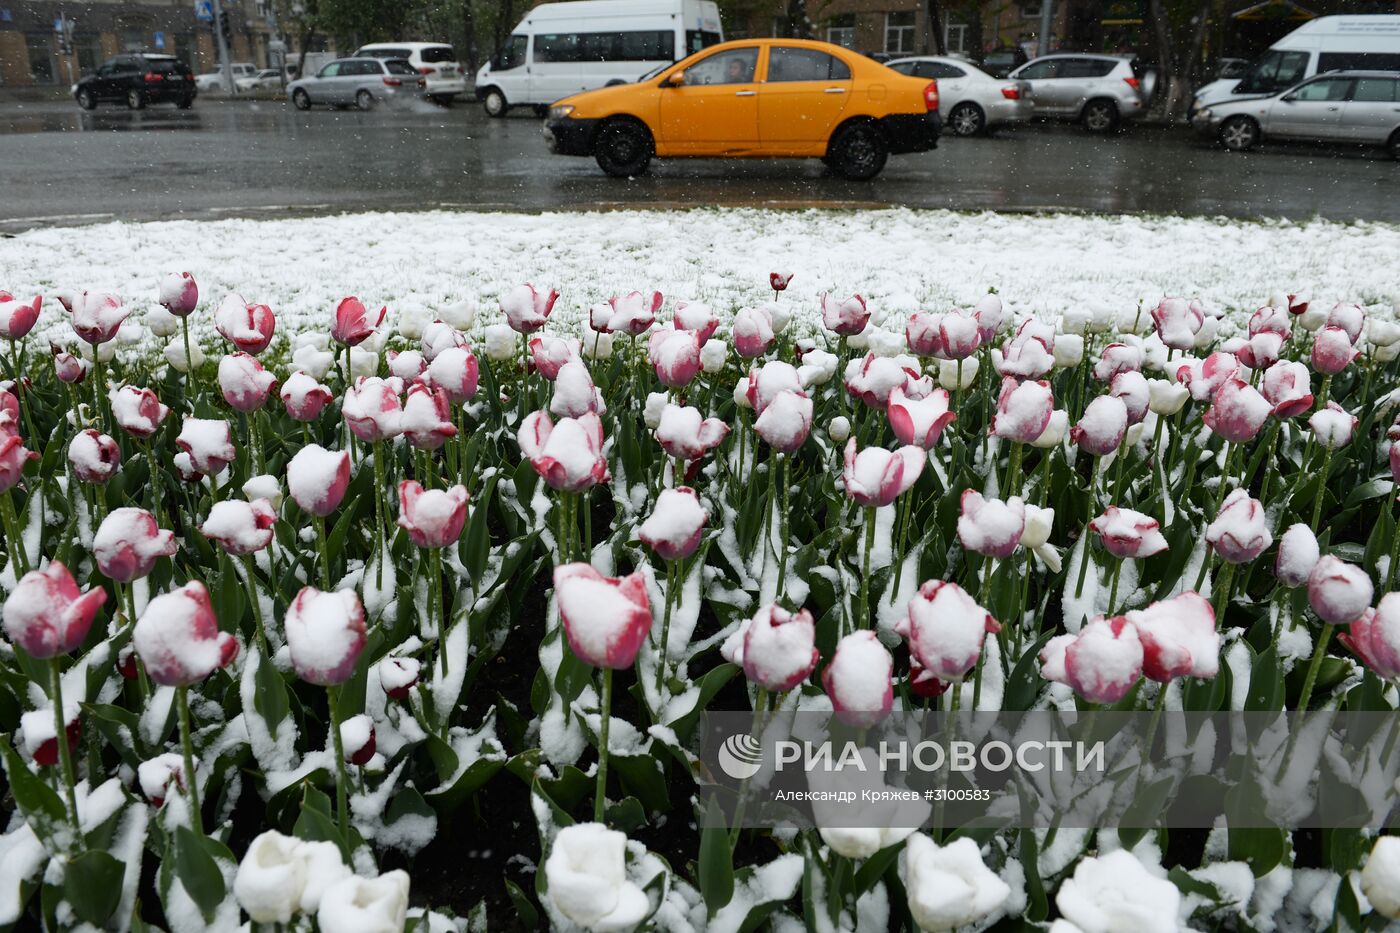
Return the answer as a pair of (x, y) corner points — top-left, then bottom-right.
(292, 88), (311, 110)
(429, 94), (454, 107)
(533, 104), (549, 117)
(76, 89), (96, 110)
(1218, 115), (1260, 152)
(826, 122), (888, 180)
(482, 87), (508, 118)
(176, 95), (194, 110)
(593, 119), (653, 177)
(1387, 129), (1400, 161)
(948, 101), (986, 137)
(126, 89), (146, 110)
(356, 89), (375, 111)
(1080, 98), (1117, 133)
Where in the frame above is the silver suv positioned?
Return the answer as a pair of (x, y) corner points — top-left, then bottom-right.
(1009, 54), (1154, 132)
(1193, 71), (1400, 158)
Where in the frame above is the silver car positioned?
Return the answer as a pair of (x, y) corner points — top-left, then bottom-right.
(886, 56), (1033, 136)
(1194, 70), (1400, 158)
(1008, 54), (1154, 133)
(287, 57), (426, 111)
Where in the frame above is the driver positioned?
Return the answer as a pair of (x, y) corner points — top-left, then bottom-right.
(725, 56), (749, 84)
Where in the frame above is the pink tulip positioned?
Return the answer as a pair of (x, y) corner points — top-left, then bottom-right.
(331, 296), (386, 347)
(822, 631), (893, 728)
(1275, 523), (1320, 588)
(52, 348), (87, 384)
(638, 486), (706, 560)
(1311, 326), (1358, 375)
(2, 561), (106, 659)
(1205, 489), (1271, 564)
(1338, 594), (1400, 681)
(769, 272), (793, 293)
(905, 311), (944, 357)
(820, 293), (869, 337)
(732, 306), (775, 359)
(158, 272), (199, 317)
(1064, 615), (1142, 705)
(549, 359), (606, 418)
(173, 453), (202, 484)
(68, 429), (121, 484)
(29, 715), (82, 768)
(554, 563), (651, 669)
(133, 582), (238, 686)
(280, 371), (335, 422)
(342, 718), (376, 766)
(1248, 305), (1292, 339)
(1308, 400), (1357, 449)
(68, 291), (127, 345)
(200, 498), (276, 556)
(387, 349), (426, 381)
(753, 389), (813, 453)
(0, 389), (14, 430)
(993, 331), (1054, 380)
(958, 490), (1026, 559)
(500, 283), (559, 334)
(94, 508), (177, 582)
(897, 580), (999, 682)
(518, 410), (609, 492)
(1284, 292), (1310, 316)
(655, 404), (728, 462)
(1261, 361), (1313, 419)
(730, 603), (817, 691)
(1235, 332), (1285, 371)
(649, 328), (703, 389)
(845, 353), (918, 409)
(1070, 395), (1128, 456)
(842, 440), (924, 508)
(1308, 555), (1373, 625)
(974, 294), (1006, 343)
(342, 377), (403, 443)
(595, 290), (662, 336)
(1203, 378), (1271, 443)
(1391, 442), (1400, 484)
(1089, 507), (1168, 559)
(176, 417), (237, 477)
(0, 428), (36, 494)
(218, 353), (277, 413)
(747, 361), (802, 415)
(1151, 297), (1203, 351)
(1110, 370), (1150, 425)
(287, 444), (351, 517)
(888, 384), (955, 449)
(379, 657), (421, 700)
(214, 294), (276, 355)
(1326, 302), (1364, 342)
(400, 384), (457, 451)
(397, 481), (469, 548)
(426, 346), (480, 404)
(939, 310), (981, 360)
(1127, 592), (1218, 682)
(110, 385), (170, 439)
(139, 754), (186, 807)
(526, 335), (576, 381)
(285, 586), (367, 685)
(674, 301), (719, 343)
(991, 377), (1053, 443)
(421, 320), (467, 362)
(1177, 351), (1239, 403)
(1093, 343), (1143, 383)
(0, 294), (41, 340)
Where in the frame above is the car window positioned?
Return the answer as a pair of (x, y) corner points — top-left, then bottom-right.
(683, 47), (758, 85)
(495, 34), (527, 70)
(887, 61), (915, 75)
(420, 46), (456, 63)
(361, 48), (411, 60)
(919, 61), (966, 79)
(1318, 52), (1400, 73)
(1236, 49), (1309, 95)
(1016, 59), (1061, 80)
(766, 47), (851, 82)
(1060, 58), (1115, 78)
(318, 62), (342, 78)
(1291, 78), (1351, 102)
(1351, 78), (1399, 103)
(385, 60), (417, 76)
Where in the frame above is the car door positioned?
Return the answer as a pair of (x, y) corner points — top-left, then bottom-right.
(1340, 76), (1400, 143)
(757, 46), (853, 153)
(312, 61), (343, 103)
(1011, 58), (1064, 114)
(1267, 77), (1352, 140)
(911, 61), (968, 117)
(90, 60), (120, 99)
(108, 55), (142, 100)
(658, 45), (762, 154)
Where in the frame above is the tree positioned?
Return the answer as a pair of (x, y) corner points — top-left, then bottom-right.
(1147, 0), (1222, 120)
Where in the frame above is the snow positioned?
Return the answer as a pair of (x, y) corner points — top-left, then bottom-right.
(1055, 849), (1181, 933)
(317, 870), (411, 933)
(240, 644), (298, 770)
(903, 834), (1012, 932)
(137, 752), (184, 802)
(340, 714), (373, 757)
(544, 823), (649, 932)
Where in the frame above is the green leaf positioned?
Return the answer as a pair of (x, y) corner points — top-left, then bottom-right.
(698, 797), (734, 917)
(251, 645), (290, 731)
(293, 784), (347, 856)
(1343, 479), (1395, 508)
(1227, 826), (1286, 878)
(1244, 644), (1284, 713)
(503, 878), (539, 929)
(64, 849), (125, 926)
(0, 737), (69, 840)
(173, 826), (225, 922)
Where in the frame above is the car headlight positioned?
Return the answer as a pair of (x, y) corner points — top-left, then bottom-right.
(1197, 108), (1213, 120)
(548, 104), (575, 120)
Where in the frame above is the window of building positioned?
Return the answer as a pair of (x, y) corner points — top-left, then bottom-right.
(75, 34), (103, 76)
(122, 29), (146, 52)
(945, 19), (968, 55)
(826, 14), (856, 49)
(885, 11), (916, 55)
(25, 33), (55, 84)
(1021, 2), (1042, 17)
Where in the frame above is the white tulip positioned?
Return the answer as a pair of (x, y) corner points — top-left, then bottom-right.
(643, 391), (669, 430)
(1030, 409), (1068, 449)
(146, 305), (181, 338)
(233, 831), (307, 924)
(904, 834), (1011, 932)
(163, 339), (206, 373)
(544, 823), (650, 932)
(700, 338), (728, 373)
(242, 474), (282, 510)
(1361, 836), (1400, 919)
(438, 299), (477, 332)
(1056, 850), (1181, 933)
(296, 840), (353, 914)
(1053, 334), (1084, 368)
(349, 346), (379, 379)
(1147, 379), (1189, 416)
(317, 871), (410, 933)
(828, 416), (851, 444)
(395, 306), (430, 341)
(484, 323), (517, 362)
(292, 342), (336, 380)
(937, 356), (979, 391)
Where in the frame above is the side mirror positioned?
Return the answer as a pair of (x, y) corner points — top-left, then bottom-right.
(662, 71), (685, 87)
(1281, 94), (1296, 103)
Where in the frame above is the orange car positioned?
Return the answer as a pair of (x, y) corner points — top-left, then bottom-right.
(542, 38), (941, 180)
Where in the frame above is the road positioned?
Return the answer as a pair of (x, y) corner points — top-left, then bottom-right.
(0, 96), (1396, 232)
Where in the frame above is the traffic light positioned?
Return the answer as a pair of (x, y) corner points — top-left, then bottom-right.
(218, 11), (231, 41)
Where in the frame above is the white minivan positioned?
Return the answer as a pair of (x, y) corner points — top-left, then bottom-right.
(1192, 14), (1400, 116)
(474, 0), (723, 117)
(355, 42), (466, 104)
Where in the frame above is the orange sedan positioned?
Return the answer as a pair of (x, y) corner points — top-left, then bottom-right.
(542, 39), (941, 180)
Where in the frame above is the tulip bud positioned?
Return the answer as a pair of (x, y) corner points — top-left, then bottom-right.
(291, 341), (335, 381)
(1146, 378), (1188, 416)
(483, 323), (516, 361)
(158, 272), (199, 317)
(1205, 489), (1271, 564)
(1274, 523), (1320, 588)
(1361, 836), (1400, 921)
(500, 283), (558, 334)
(110, 385), (169, 439)
(1089, 506), (1168, 559)
(638, 487), (706, 561)
(726, 603), (818, 691)
(22, 704), (81, 767)
(1202, 378), (1270, 443)
(342, 377), (403, 443)
(176, 417), (237, 477)
(1307, 555), (1373, 625)
(146, 306), (181, 339)
(397, 481), (469, 549)
(53, 349), (87, 384)
(134, 582), (238, 686)
(821, 293), (870, 337)
(1070, 395), (1128, 456)
(378, 656), (421, 700)
(1311, 326), (1358, 375)
(68, 291), (128, 345)
(138, 752), (185, 808)
(519, 411), (610, 491)
(699, 338), (728, 373)
(0, 295), (41, 341)
(904, 834), (1012, 933)
(897, 580), (999, 683)
(843, 440), (924, 508)
(3, 562), (106, 660)
(1261, 360), (1313, 419)
(218, 352), (277, 413)
(1308, 400), (1357, 449)
(233, 831), (308, 925)
(201, 498), (277, 556)
(753, 390), (813, 454)
(95, 508), (178, 582)
(958, 491), (1026, 559)
(285, 587), (366, 685)
(554, 563), (651, 669)
(68, 429), (121, 484)
(822, 631), (893, 728)
(828, 416), (851, 444)
(287, 444), (351, 517)
(214, 294), (276, 355)
(400, 384), (457, 451)
(1029, 409), (1068, 450)
(991, 378), (1053, 443)
(340, 714), (377, 766)
(1065, 616), (1143, 705)
(317, 872), (410, 933)
(544, 824), (649, 932)
(1052, 333), (1084, 368)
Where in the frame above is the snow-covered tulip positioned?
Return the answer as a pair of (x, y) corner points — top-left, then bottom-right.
(957, 491), (1025, 559)
(234, 831), (307, 924)
(638, 486), (706, 561)
(1056, 849), (1180, 933)
(935, 309), (979, 360)
(518, 411), (610, 492)
(1093, 343), (1144, 382)
(822, 631), (893, 728)
(1248, 304), (1291, 339)
(545, 824), (649, 932)
(1311, 325), (1358, 375)
(554, 563), (651, 669)
(0, 294), (41, 339)
(280, 370), (334, 422)
(994, 320), (1055, 379)
(2, 562), (106, 659)
(905, 311), (943, 357)
(1176, 351), (1238, 402)
(904, 834), (1012, 933)
(1126, 592), (1219, 682)
(134, 582), (238, 686)
(1203, 378), (1270, 443)
(200, 498), (277, 556)
(68, 291), (127, 345)
(1307, 555), (1373, 625)
(243, 474), (282, 510)
(1052, 333), (1084, 369)
(158, 272), (198, 317)
(649, 328), (702, 389)
(217, 352), (277, 413)
(426, 345), (480, 404)
(673, 300), (719, 343)
(527, 334), (576, 380)
(23, 707), (80, 767)
(0, 427), (36, 493)
(654, 404), (728, 462)
(500, 283), (558, 334)
(699, 337), (727, 372)
(845, 353), (916, 409)
(1089, 507), (1168, 559)
(935, 355), (977, 392)
(753, 389), (813, 454)
(162, 338), (205, 373)
(550, 359), (606, 418)
(1151, 296), (1203, 350)
(1110, 370), (1150, 425)
(1030, 409), (1068, 450)
(747, 360), (802, 414)
(1308, 400), (1357, 449)
(1236, 331), (1285, 371)
(483, 322), (516, 361)
(973, 293), (1006, 341)
(991, 377), (1053, 443)
(1326, 301), (1364, 342)
(889, 384), (955, 449)
(420, 319), (465, 362)
(769, 271), (793, 293)
(732, 306), (775, 359)
(287, 444), (351, 517)
(331, 296), (386, 347)
(827, 416), (851, 444)
(1064, 615), (1143, 705)
(595, 289), (661, 336)
(1367, 317), (1400, 349)
(52, 349), (86, 384)
(67, 429), (120, 484)
(1361, 836), (1400, 921)
(386, 349), (425, 381)
(397, 481), (469, 548)
(1274, 523), (1320, 588)
(94, 508), (177, 582)
(1392, 441), (1400, 484)
(340, 715), (376, 766)
(843, 440), (924, 508)
(342, 377), (403, 442)
(1146, 378), (1188, 416)
(1203, 489), (1271, 564)
(317, 871), (410, 933)
(138, 753), (184, 808)
(400, 384), (457, 451)
(147, 306), (181, 340)
(176, 417), (236, 477)
(1339, 595), (1400, 681)
(285, 586), (367, 685)
(898, 580), (999, 683)
(1261, 360), (1313, 418)
(110, 384), (169, 439)
(378, 656), (421, 700)
(172, 452), (201, 484)
(821, 292), (869, 336)
(214, 294), (275, 355)
(730, 603), (818, 692)
(1070, 395), (1128, 456)
(291, 339), (335, 381)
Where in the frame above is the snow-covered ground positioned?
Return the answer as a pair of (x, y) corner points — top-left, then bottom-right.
(5, 208), (1399, 353)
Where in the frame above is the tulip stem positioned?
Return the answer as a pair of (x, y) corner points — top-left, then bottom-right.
(729, 686), (768, 849)
(91, 346), (107, 433)
(777, 455), (790, 598)
(761, 454), (777, 578)
(1309, 447), (1333, 531)
(180, 317), (194, 387)
(1, 490), (29, 576)
(432, 549), (447, 677)
(857, 507), (876, 633)
(175, 684), (204, 838)
(241, 553), (268, 655)
(371, 441), (386, 591)
(313, 514), (332, 589)
(595, 667), (613, 823)
(326, 685), (350, 838)
(1387, 504), (1400, 592)
(1110, 430), (1130, 505)
(48, 657), (81, 843)
(1073, 461), (1100, 600)
(142, 440), (168, 530)
(655, 560), (675, 698)
(1106, 557), (1123, 616)
(121, 583), (152, 699)
(1296, 623), (1334, 715)
(889, 489), (912, 606)
(1213, 560), (1237, 627)
(1004, 441), (1024, 502)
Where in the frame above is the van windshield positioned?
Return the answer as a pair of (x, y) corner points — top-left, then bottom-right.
(1235, 49), (1309, 95)
(496, 34), (527, 71)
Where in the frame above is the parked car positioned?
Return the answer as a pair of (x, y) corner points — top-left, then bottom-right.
(194, 62), (257, 92)
(73, 53), (196, 110)
(235, 69), (283, 93)
(543, 38), (940, 179)
(1008, 53), (1153, 132)
(354, 42), (466, 105)
(1193, 70), (1400, 158)
(981, 46), (1029, 79)
(886, 55), (1031, 135)
(287, 58), (427, 110)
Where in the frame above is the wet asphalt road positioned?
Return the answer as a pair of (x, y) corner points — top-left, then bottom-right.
(0, 95), (1396, 232)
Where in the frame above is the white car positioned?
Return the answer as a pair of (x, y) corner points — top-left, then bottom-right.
(235, 69), (282, 93)
(195, 62), (257, 92)
(886, 55), (1033, 136)
(354, 42), (465, 104)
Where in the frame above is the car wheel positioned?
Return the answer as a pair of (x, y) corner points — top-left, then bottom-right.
(483, 87), (508, 118)
(126, 89), (146, 110)
(76, 89), (96, 110)
(948, 102), (986, 137)
(1387, 129), (1400, 161)
(1080, 99), (1117, 133)
(356, 89), (375, 111)
(292, 89), (311, 111)
(593, 119), (653, 178)
(827, 122), (888, 180)
(176, 96), (194, 110)
(430, 94), (454, 107)
(1218, 115), (1259, 152)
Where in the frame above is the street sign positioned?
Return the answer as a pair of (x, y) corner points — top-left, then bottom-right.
(154, 31), (165, 49)
(194, 0), (213, 22)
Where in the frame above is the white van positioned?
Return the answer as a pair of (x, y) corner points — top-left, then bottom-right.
(354, 42), (466, 104)
(1192, 15), (1400, 115)
(474, 0), (723, 117)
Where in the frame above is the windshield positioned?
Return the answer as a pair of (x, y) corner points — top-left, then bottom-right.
(494, 34), (527, 71)
(1235, 49), (1309, 95)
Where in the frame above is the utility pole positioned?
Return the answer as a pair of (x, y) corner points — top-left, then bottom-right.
(212, 0), (234, 92)
(1038, 0), (1055, 56)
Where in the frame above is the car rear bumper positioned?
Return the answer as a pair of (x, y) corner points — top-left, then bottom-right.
(426, 78), (467, 96)
(877, 111), (941, 154)
(544, 117), (598, 156)
(987, 98), (1033, 124)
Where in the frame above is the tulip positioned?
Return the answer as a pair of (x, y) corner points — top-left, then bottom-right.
(1367, 317), (1400, 349)
(888, 384), (955, 449)
(1308, 556), (1373, 625)
(991, 377), (1053, 443)
(2, 561), (106, 659)
(1325, 302), (1365, 342)
(936, 310), (980, 360)
(1203, 378), (1270, 443)
(0, 294), (41, 340)
(1030, 410), (1068, 450)
(339, 714), (376, 766)
(217, 352), (277, 413)
(242, 475), (282, 510)
(342, 377), (403, 443)
(747, 360), (802, 414)
(386, 349), (425, 381)
(1261, 360), (1313, 419)
(233, 831), (306, 924)
(94, 508), (177, 582)
(821, 292), (869, 337)
(1236, 331), (1285, 370)
(1070, 395), (1128, 456)
(1146, 378), (1188, 417)
(109, 384), (169, 439)
(904, 835), (1012, 933)
(138, 753), (185, 809)
(958, 491), (1026, 559)
(134, 581), (238, 687)
(500, 282), (558, 334)
(1311, 325), (1358, 375)
(725, 603), (818, 692)
(317, 872), (410, 933)
(655, 404), (728, 462)
(898, 580), (999, 684)
(67, 429), (120, 484)
(1248, 305), (1292, 339)
(845, 353), (917, 409)
(1151, 296), (1203, 350)
(822, 631), (894, 728)
(905, 311), (943, 357)
(1339, 594), (1400, 681)
(1362, 837), (1400, 921)
(23, 707), (81, 768)
(828, 416), (852, 443)
(1110, 370), (1150, 425)
(1271, 523), (1319, 589)
(173, 453), (202, 484)
(176, 417), (236, 479)
(1089, 506), (1168, 559)
(550, 359), (606, 419)
(378, 656), (421, 700)
(1056, 850), (1181, 932)
(0, 428), (36, 495)
(420, 319), (466, 362)
(397, 481), (469, 548)
(214, 294), (276, 355)
(426, 345), (480, 404)
(649, 328), (703, 389)
(287, 444), (351, 518)
(595, 290), (661, 336)
(1063, 615), (1142, 705)
(993, 320), (1055, 379)
(400, 384), (457, 451)
(753, 389), (813, 454)
(68, 291), (127, 345)
(158, 272), (198, 316)
(1092, 342), (1143, 383)
(673, 300), (719, 343)
(732, 306), (776, 359)
(1123, 591), (1220, 683)
(842, 440), (924, 508)
(1176, 351), (1239, 402)
(331, 296), (386, 347)
(699, 337), (727, 372)
(1201, 489), (1271, 566)
(284, 586), (366, 686)
(1052, 333), (1085, 369)
(520, 413), (609, 497)
(1308, 400), (1357, 449)
(525, 334), (575, 381)
(200, 498), (277, 556)
(544, 824), (649, 933)
(280, 370), (334, 422)
(52, 348), (87, 384)
(769, 271), (793, 293)
(937, 355), (979, 392)
(638, 486), (706, 561)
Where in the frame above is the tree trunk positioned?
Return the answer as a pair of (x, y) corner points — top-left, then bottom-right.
(1146, 0), (1182, 121)
(925, 0), (947, 54)
(462, 0), (477, 72)
(296, 26), (314, 79)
